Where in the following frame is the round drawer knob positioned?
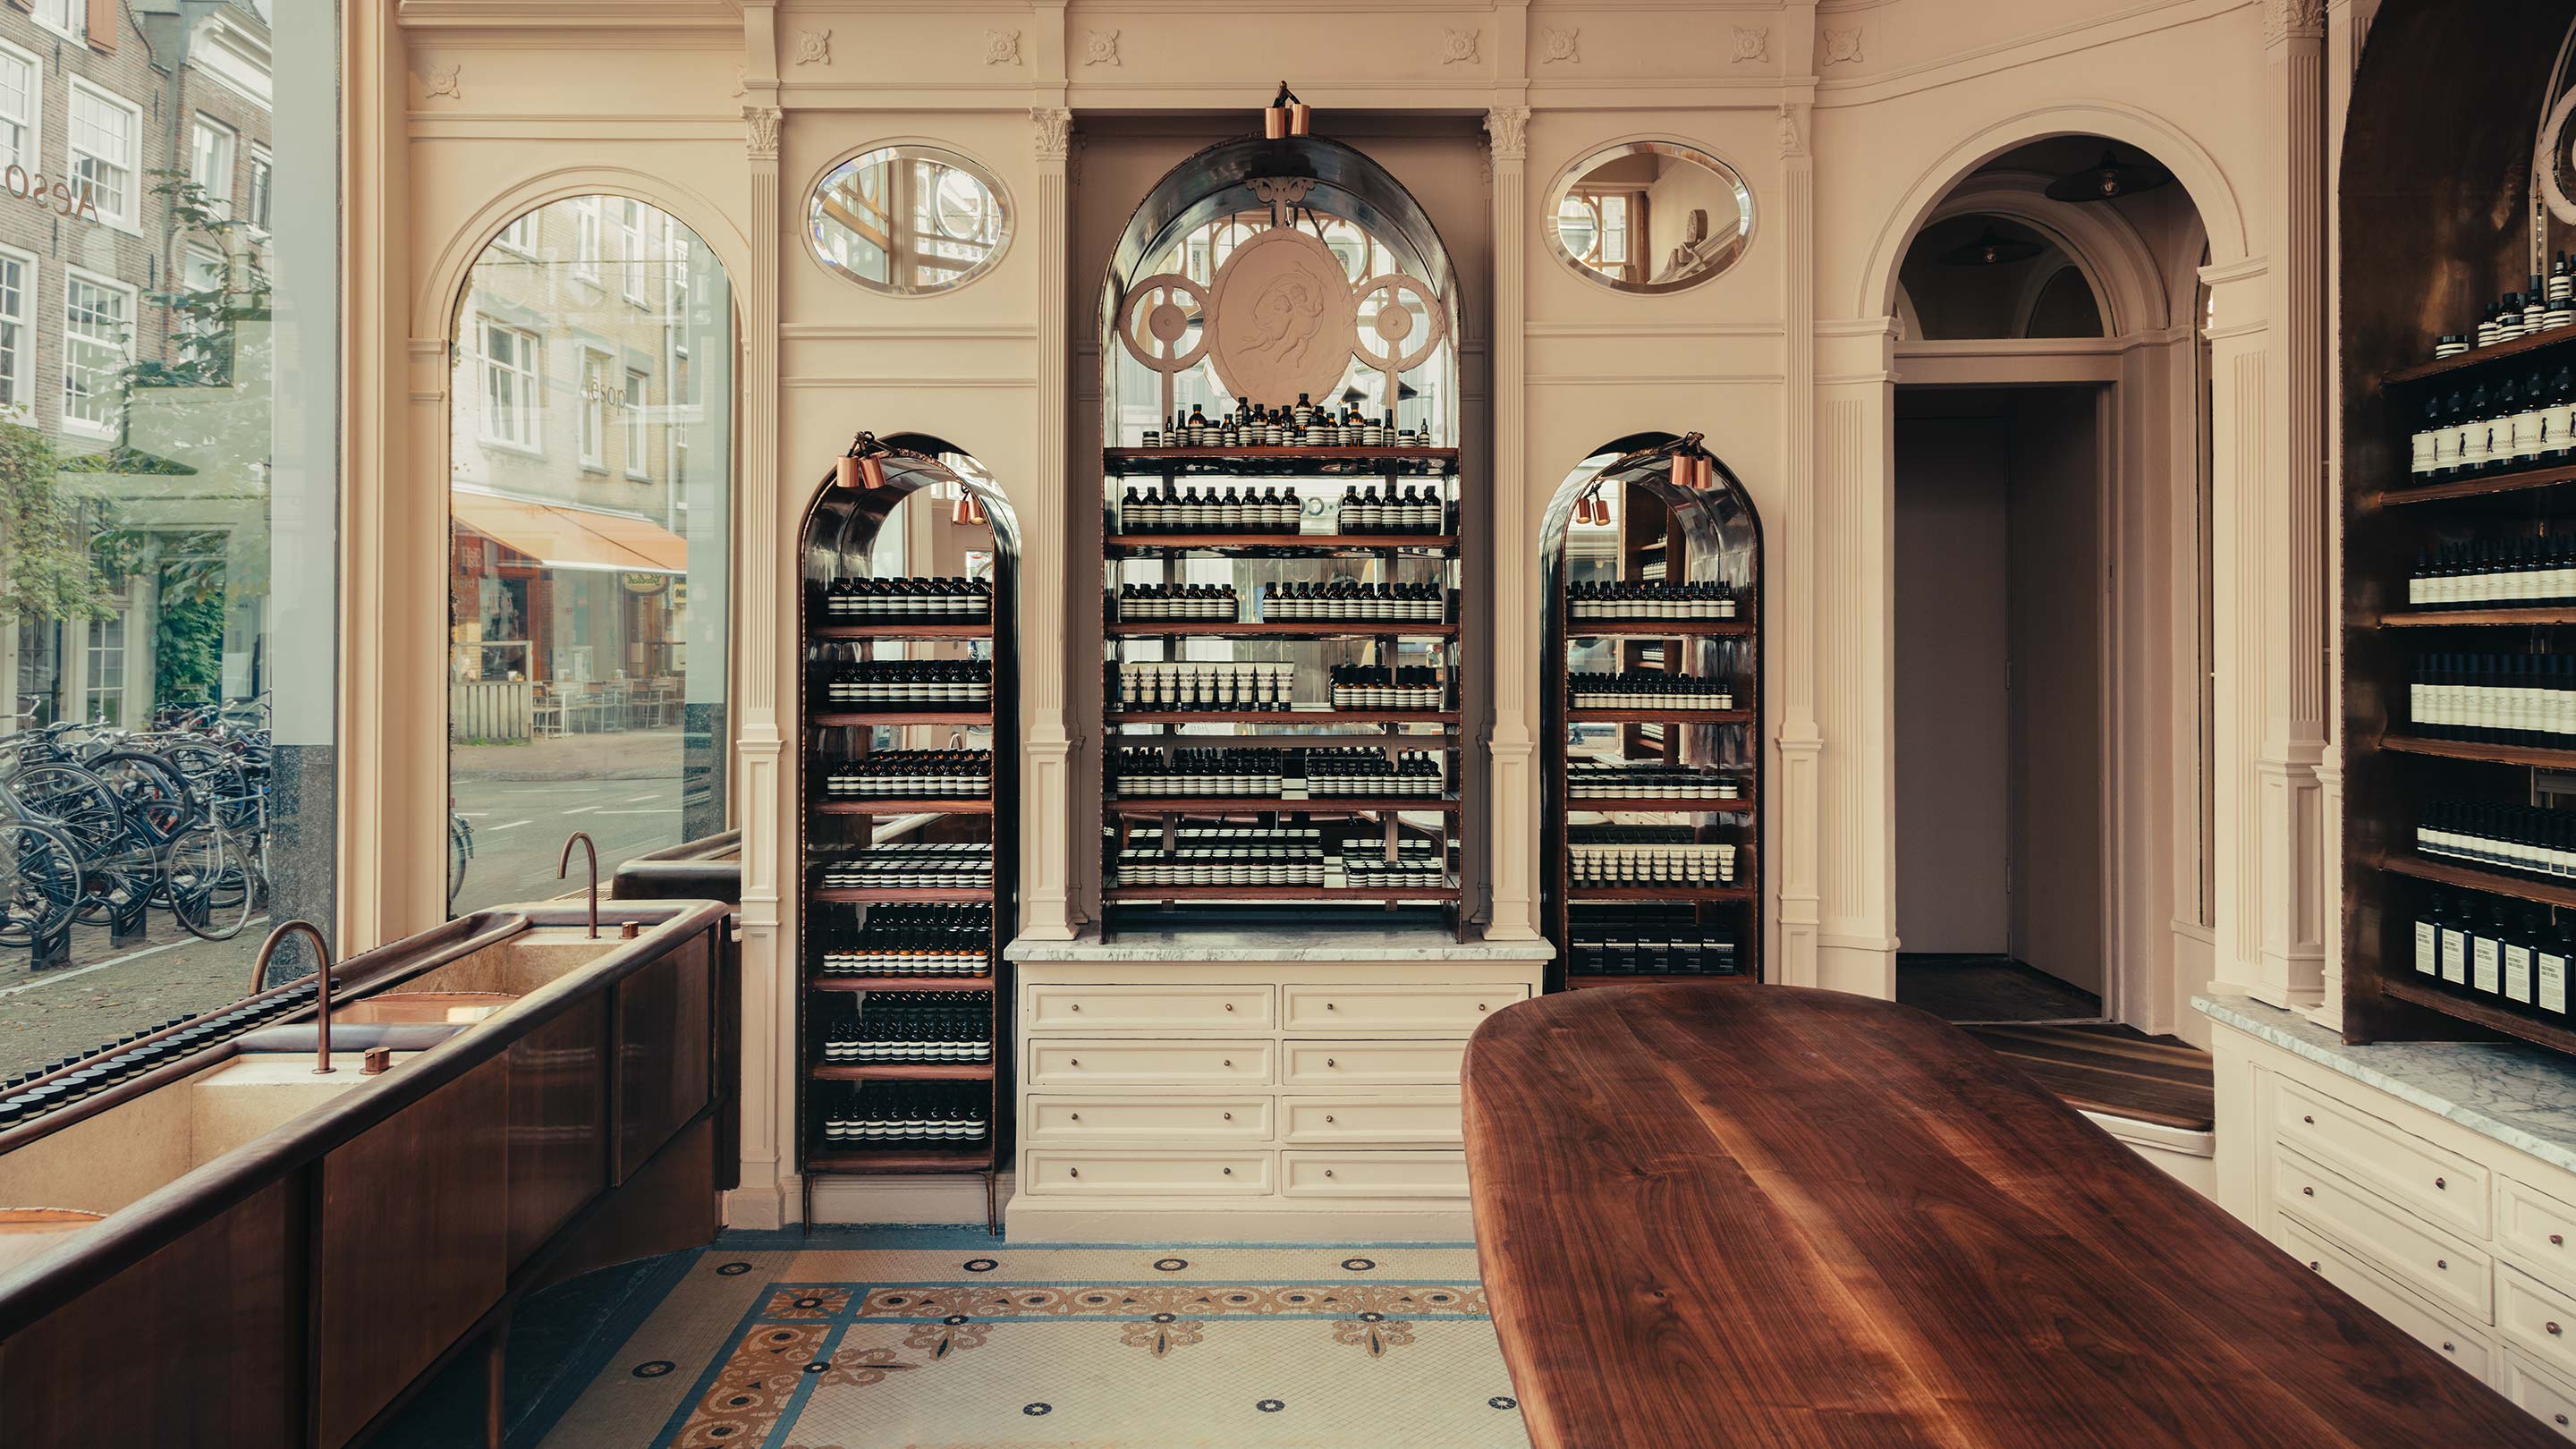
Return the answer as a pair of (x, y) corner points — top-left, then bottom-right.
(1478, 1003), (1487, 1011)
(2443, 1342), (2456, 1353)
(1222, 1112), (1233, 1121)
(1069, 1167), (1080, 1178)
(1326, 1003), (1336, 1011)
(2556, 1233), (2567, 1247)
(2557, 1415), (2569, 1428)
(1327, 1058), (1337, 1068)
(1224, 1059), (1233, 1067)
(2303, 1114), (2315, 1124)
(2438, 1259), (2449, 1269)
(1070, 1004), (1080, 1011)
(1222, 1166), (1233, 1175)
(1325, 1169), (1335, 1178)
(2302, 1187), (2314, 1197)
(1326, 1114), (1336, 1123)
(2308, 1260), (2320, 1271)
(1224, 1004), (1234, 1012)
(2548, 1321), (2563, 1337)
(1070, 1113), (1080, 1121)
(1070, 1058), (1080, 1066)
(2436, 1177), (2448, 1190)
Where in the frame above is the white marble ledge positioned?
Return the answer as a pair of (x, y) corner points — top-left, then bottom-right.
(1006, 925), (1557, 964)
(2196, 994), (2576, 1174)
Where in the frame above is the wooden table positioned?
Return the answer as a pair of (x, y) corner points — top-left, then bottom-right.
(1462, 983), (2561, 1448)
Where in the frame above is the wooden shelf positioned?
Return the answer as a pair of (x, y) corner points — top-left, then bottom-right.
(1108, 533), (1456, 553)
(2372, 607), (2576, 627)
(809, 886), (995, 903)
(804, 1148), (995, 1174)
(809, 1063), (995, 1081)
(1564, 620), (1756, 638)
(1566, 886), (1756, 902)
(2363, 461), (2576, 508)
(811, 798), (993, 815)
(809, 711), (992, 728)
(1566, 708), (1752, 724)
(1563, 797), (1755, 814)
(1564, 973), (1751, 989)
(1109, 709), (1459, 726)
(1104, 884), (1462, 902)
(811, 623), (992, 641)
(1105, 445), (1459, 475)
(1106, 796), (1460, 815)
(809, 976), (994, 993)
(1106, 621), (1457, 640)
(2378, 734), (2576, 768)
(2374, 852), (2576, 910)
(2383, 326), (2576, 386)
(2382, 977), (2576, 1056)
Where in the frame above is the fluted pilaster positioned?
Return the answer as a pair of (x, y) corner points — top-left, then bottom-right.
(1022, 106), (1079, 940)
(1484, 105), (1539, 942)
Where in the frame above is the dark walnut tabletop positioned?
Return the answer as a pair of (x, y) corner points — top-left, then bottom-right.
(1462, 983), (2560, 1449)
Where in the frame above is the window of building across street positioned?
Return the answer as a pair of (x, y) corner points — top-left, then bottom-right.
(191, 116), (236, 216)
(67, 80), (140, 229)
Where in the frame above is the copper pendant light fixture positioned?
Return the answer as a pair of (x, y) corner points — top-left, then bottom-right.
(833, 431), (894, 489)
(1264, 83), (1312, 140)
(1936, 224), (2046, 267)
(2043, 147), (2174, 203)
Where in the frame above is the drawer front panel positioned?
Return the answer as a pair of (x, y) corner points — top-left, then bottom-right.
(1022, 1149), (1275, 1197)
(2275, 1079), (2490, 1239)
(1023, 1095), (1272, 1143)
(2504, 1265), (2576, 1385)
(1279, 985), (1529, 1034)
(2275, 1148), (2493, 1323)
(1280, 1095), (1463, 1145)
(1281, 1149), (1469, 1199)
(2275, 1216), (2493, 1385)
(1025, 1040), (1273, 1088)
(2507, 1352), (2576, 1441)
(1027, 984), (1272, 1034)
(2504, 1177), (2576, 1299)
(1280, 1039), (1470, 1088)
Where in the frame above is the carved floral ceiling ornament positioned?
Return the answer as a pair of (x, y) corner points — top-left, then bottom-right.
(1540, 27), (1579, 64)
(984, 29), (1021, 66)
(792, 29), (830, 65)
(1085, 29), (1121, 66)
(1731, 27), (1769, 64)
(421, 62), (462, 101)
(1441, 28), (1479, 65)
(1821, 27), (1863, 65)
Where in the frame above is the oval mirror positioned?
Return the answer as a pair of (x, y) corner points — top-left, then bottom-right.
(1544, 140), (1753, 294)
(808, 144), (1013, 296)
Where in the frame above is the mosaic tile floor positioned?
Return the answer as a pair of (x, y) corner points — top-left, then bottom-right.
(535, 1232), (1533, 1449)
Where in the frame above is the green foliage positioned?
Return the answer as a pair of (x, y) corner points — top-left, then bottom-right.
(153, 588), (224, 707)
(136, 169), (271, 392)
(0, 423), (113, 622)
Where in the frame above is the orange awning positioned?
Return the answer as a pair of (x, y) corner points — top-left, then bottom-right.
(453, 492), (688, 574)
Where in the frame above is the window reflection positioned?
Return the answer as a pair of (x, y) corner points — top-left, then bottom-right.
(809, 145), (1011, 295)
(446, 195), (734, 916)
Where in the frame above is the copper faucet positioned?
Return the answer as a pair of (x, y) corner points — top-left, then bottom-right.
(559, 831), (600, 938)
(250, 919), (338, 1075)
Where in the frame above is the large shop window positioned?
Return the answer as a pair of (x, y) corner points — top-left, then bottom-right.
(446, 195), (734, 915)
(0, 4), (340, 1078)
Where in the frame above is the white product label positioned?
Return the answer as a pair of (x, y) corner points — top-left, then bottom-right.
(2416, 920), (2440, 975)
(2442, 928), (2470, 984)
(2508, 944), (2536, 1003)
(2545, 953), (2570, 1014)
(2475, 936), (2503, 994)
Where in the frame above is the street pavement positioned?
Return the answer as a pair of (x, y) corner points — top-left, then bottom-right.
(0, 729), (698, 1078)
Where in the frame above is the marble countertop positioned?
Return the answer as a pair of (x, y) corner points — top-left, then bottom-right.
(2196, 994), (2576, 1174)
(1006, 924), (1558, 963)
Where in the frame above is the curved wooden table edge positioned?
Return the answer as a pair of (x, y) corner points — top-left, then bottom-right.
(1461, 982), (2560, 1449)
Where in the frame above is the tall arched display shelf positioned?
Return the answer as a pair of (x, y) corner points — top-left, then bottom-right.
(1541, 434), (1764, 990)
(1097, 133), (1467, 940)
(796, 434), (1018, 1232)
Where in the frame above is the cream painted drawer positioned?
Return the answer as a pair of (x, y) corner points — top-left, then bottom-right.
(2503, 1264), (2576, 1385)
(2275, 1147), (2492, 1324)
(1023, 1095), (1272, 1143)
(1021, 1149), (1275, 1197)
(1281, 1149), (1469, 1199)
(2276, 1078), (2490, 1239)
(2504, 1177), (2576, 1299)
(1280, 1094), (1462, 1145)
(1027, 984), (1272, 1034)
(1025, 1039), (1273, 1088)
(1280, 984), (1528, 1035)
(1280, 1039), (1469, 1088)
(2276, 1215), (2493, 1385)
(2506, 1352), (2576, 1440)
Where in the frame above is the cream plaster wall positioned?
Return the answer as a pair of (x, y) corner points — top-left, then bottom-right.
(358, 0), (2343, 1222)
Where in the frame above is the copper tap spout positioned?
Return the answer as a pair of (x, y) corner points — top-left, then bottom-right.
(250, 919), (338, 1075)
(560, 831), (600, 939)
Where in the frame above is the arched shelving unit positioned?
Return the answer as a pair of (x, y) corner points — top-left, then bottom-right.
(795, 434), (1018, 1231)
(1541, 433), (1765, 989)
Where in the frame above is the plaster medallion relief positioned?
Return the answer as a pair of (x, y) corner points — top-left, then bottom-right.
(984, 28), (1022, 66)
(1207, 226), (1360, 406)
(1731, 26), (1768, 64)
(1085, 29), (1122, 66)
(792, 29), (831, 65)
(1484, 106), (1530, 160)
(1441, 27), (1480, 65)
(744, 106), (783, 160)
(1821, 27), (1863, 65)
(1540, 27), (1579, 64)
(420, 62), (462, 101)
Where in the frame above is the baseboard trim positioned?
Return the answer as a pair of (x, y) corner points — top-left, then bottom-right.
(1003, 1197), (1478, 1243)
(801, 1172), (1015, 1227)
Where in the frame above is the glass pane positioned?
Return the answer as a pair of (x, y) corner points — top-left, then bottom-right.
(809, 145), (1012, 296)
(0, 4), (340, 1073)
(447, 195), (733, 916)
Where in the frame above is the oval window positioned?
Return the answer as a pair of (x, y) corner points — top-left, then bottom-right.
(809, 144), (1013, 296)
(1543, 141), (1753, 295)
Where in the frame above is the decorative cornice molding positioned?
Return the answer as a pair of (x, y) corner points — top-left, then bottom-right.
(1731, 25), (1768, 64)
(1441, 26), (1480, 65)
(1084, 28), (1121, 66)
(982, 27), (1021, 65)
(1031, 106), (1073, 163)
(744, 105), (781, 161)
(791, 29), (830, 65)
(1484, 105), (1529, 160)
(1538, 26), (1579, 64)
